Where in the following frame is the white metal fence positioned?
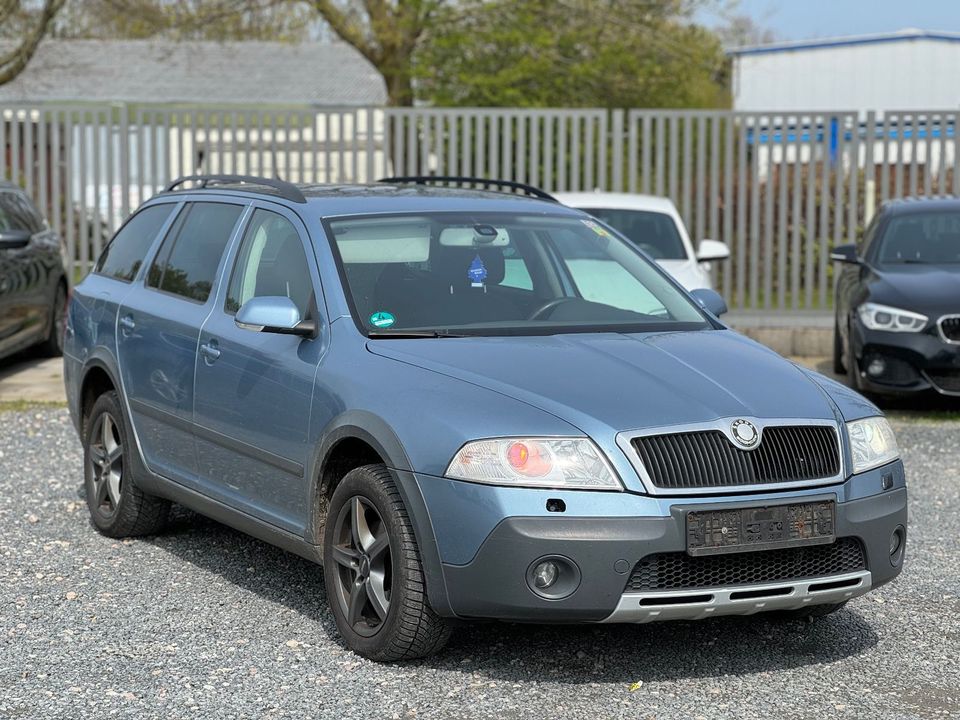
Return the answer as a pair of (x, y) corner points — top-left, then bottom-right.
(2, 103), (957, 310)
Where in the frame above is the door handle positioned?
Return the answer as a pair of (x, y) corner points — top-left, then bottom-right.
(200, 340), (221, 363)
(119, 315), (135, 335)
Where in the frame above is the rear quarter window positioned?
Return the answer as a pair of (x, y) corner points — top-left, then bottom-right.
(95, 204), (177, 282)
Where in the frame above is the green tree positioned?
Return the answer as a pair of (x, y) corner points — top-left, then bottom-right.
(414, 0), (728, 108)
(0, 0), (67, 86)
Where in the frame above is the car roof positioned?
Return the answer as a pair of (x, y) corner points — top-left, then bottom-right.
(881, 195), (960, 216)
(554, 191), (679, 214)
(154, 182), (584, 217)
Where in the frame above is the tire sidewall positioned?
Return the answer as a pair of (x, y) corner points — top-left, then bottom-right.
(83, 392), (129, 530)
(322, 466), (411, 659)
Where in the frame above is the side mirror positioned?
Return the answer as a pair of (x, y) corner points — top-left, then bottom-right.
(235, 296), (316, 337)
(697, 239), (730, 262)
(690, 287), (728, 317)
(0, 228), (31, 249)
(830, 244), (860, 264)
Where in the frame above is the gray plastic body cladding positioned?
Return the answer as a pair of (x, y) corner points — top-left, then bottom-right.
(438, 487), (906, 622)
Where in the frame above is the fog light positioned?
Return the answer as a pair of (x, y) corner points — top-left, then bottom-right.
(867, 357), (887, 378)
(890, 526), (906, 567)
(532, 560), (558, 589)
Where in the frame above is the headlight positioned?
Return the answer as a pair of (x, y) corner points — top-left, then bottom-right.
(857, 302), (927, 332)
(445, 438), (622, 490)
(847, 417), (899, 473)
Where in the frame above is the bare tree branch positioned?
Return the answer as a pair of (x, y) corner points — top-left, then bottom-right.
(0, 0), (66, 86)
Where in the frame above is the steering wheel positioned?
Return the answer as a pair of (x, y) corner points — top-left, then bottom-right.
(527, 297), (578, 321)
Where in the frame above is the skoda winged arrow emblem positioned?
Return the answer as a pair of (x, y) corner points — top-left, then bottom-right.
(731, 419), (759, 448)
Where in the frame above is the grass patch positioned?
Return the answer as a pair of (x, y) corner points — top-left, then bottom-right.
(0, 400), (67, 413)
(886, 409), (960, 424)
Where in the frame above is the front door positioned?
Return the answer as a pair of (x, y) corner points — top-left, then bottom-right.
(118, 201), (246, 486)
(193, 205), (325, 533)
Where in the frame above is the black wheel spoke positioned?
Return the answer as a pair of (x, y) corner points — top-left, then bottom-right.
(347, 580), (366, 627)
(89, 445), (107, 467)
(94, 476), (109, 505)
(367, 532), (389, 562)
(366, 574), (389, 620)
(332, 543), (360, 569)
(107, 444), (123, 464)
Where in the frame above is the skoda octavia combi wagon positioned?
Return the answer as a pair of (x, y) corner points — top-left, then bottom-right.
(65, 175), (907, 661)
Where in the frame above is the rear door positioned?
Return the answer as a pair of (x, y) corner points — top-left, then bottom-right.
(193, 204), (324, 532)
(117, 200), (247, 487)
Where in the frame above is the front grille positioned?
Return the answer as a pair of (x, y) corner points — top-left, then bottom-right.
(940, 316), (960, 343)
(632, 425), (840, 490)
(626, 538), (865, 592)
(926, 370), (960, 393)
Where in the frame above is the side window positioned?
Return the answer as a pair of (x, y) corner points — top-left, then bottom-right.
(225, 209), (314, 318)
(95, 204), (176, 282)
(12, 193), (44, 232)
(147, 202), (244, 303)
(0, 192), (35, 232)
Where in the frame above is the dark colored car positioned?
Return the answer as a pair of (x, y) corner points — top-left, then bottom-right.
(0, 182), (69, 360)
(833, 196), (960, 397)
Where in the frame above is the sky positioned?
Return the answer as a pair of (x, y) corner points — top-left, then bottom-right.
(699, 0), (960, 43)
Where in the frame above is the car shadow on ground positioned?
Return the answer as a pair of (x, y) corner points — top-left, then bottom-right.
(138, 504), (880, 683)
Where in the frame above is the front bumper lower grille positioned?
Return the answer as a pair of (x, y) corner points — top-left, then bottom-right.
(925, 370), (960, 394)
(631, 424), (840, 491)
(626, 537), (866, 592)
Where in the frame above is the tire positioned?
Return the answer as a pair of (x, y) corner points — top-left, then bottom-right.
(83, 391), (170, 537)
(845, 326), (862, 392)
(38, 282), (67, 358)
(774, 601), (847, 620)
(323, 464), (450, 661)
(832, 321), (845, 374)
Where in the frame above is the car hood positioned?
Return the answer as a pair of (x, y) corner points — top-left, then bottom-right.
(367, 329), (841, 434)
(869, 264), (960, 316)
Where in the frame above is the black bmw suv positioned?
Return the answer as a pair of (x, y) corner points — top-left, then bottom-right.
(833, 196), (960, 398)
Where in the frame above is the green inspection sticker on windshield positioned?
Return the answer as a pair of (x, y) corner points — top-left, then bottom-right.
(581, 219), (611, 237)
(369, 311), (396, 329)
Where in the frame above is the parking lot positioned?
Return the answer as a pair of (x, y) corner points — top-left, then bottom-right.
(1, 405), (958, 720)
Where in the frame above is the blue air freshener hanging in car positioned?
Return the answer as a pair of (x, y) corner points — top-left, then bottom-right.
(467, 254), (487, 287)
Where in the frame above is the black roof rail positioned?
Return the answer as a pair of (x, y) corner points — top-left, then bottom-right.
(163, 174), (306, 204)
(379, 175), (557, 202)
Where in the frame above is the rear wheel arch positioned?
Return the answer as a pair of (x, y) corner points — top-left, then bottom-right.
(80, 362), (120, 431)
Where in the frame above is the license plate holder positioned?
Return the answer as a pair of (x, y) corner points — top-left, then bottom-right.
(686, 500), (835, 556)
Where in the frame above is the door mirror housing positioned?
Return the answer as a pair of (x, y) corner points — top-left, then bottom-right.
(690, 287), (728, 317)
(235, 296), (316, 337)
(830, 244), (860, 264)
(0, 228), (31, 249)
(697, 239), (729, 262)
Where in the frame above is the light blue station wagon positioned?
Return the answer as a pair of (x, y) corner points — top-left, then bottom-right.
(64, 175), (907, 661)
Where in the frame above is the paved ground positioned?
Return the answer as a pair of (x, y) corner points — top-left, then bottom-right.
(0, 354), (64, 403)
(1, 408), (959, 720)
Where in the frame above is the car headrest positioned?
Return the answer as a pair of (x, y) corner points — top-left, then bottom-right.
(432, 246), (506, 287)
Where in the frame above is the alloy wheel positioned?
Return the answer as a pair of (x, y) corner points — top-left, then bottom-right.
(88, 412), (124, 516)
(331, 496), (393, 637)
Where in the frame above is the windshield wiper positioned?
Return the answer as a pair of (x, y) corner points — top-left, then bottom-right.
(367, 329), (471, 338)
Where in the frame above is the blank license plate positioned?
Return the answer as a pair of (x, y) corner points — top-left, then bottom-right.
(686, 501), (835, 556)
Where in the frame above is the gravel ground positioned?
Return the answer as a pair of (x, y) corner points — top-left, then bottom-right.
(1, 408), (958, 720)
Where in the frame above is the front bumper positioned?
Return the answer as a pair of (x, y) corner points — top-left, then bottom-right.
(418, 463), (907, 623)
(852, 322), (960, 396)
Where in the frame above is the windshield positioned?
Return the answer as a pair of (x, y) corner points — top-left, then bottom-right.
(325, 212), (710, 336)
(578, 208), (687, 260)
(877, 211), (960, 265)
